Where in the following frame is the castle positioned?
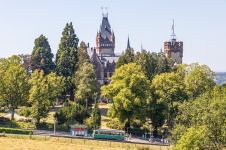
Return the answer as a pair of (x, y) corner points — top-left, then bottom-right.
(88, 13), (120, 85)
(21, 13), (183, 87)
(88, 15), (183, 85)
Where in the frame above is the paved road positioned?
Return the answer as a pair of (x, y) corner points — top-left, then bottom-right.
(33, 129), (70, 136)
(33, 129), (169, 145)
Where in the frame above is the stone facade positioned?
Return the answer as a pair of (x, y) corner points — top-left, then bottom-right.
(164, 39), (183, 64)
(164, 21), (183, 64)
(89, 14), (120, 85)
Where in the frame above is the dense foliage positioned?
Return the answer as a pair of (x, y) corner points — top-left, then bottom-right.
(0, 127), (33, 135)
(56, 22), (79, 100)
(101, 63), (150, 131)
(0, 55), (29, 120)
(172, 88), (226, 149)
(31, 34), (55, 74)
(29, 70), (64, 127)
(91, 102), (101, 129)
(75, 62), (96, 109)
(55, 102), (89, 125)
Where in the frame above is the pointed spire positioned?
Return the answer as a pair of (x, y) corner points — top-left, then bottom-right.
(171, 19), (176, 40)
(141, 43), (143, 50)
(127, 36), (131, 49)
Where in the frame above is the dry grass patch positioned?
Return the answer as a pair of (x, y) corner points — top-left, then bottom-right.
(0, 136), (171, 150)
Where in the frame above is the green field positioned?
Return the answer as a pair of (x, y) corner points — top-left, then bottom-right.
(0, 134), (171, 150)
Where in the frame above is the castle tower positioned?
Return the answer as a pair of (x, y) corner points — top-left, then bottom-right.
(96, 12), (115, 56)
(164, 20), (183, 64)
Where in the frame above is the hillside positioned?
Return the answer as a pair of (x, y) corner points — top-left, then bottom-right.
(215, 72), (226, 85)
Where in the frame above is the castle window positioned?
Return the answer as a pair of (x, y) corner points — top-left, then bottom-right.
(104, 72), (107, 78)
(109, 73), (113, 77)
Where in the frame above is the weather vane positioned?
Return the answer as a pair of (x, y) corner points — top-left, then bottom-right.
(101, 6), (108, 17)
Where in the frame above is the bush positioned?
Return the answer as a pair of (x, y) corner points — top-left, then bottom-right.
(106, 118), (124, 130)
(0, 117), (10, 123)
(16, 121), (35, 129)
(17, 107), (31, 117)
(0, 127), (33, 135)
(55, 102), (89, 125)
(0, 117), (18, 128)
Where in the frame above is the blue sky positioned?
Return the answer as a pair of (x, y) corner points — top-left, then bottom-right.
(0, 0), (225, 71)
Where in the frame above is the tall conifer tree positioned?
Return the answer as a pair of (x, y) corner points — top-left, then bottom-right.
(31, 35), (55, 74)
(56, 22), (79, 99)
(56, 22), (79, 77)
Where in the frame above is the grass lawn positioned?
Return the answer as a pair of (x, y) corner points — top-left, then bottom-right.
(0, 136), (171, 150)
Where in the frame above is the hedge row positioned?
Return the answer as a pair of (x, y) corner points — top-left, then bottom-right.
(0, 127), (33, 135)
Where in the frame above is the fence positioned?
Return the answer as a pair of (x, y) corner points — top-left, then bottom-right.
(3, 134), (170, 150)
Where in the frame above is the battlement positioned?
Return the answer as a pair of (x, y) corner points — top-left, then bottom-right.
(164, 41), (183, 52)
(164, 40), (183, 64)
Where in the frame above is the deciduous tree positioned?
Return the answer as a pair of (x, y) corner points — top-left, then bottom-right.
(173, 90), (226, 149)
(184, 63), (215, 98)
(101, 63), (150, 132)
(151, 72), (187, 128)
(29, 70), (64, 127)
(75, 62), (96, 109)
(0, 55), (29, 120)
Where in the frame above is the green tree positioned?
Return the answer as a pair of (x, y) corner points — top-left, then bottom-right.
(116, 48), (135, 68)
(173, 126), (208, 150)
(56, 22), (79, 77)
(56, 22), (79, 100)
(55, 102), (89, 125)
(91, 102), (101, 129)
(135, 50), (158, 80)
(29, 70), (64, 127)
(77, 41), (90, 68)
(101, 63), (150, 132)
(75, 62), (96, 109)
(151, 72), (187, 128)
(184, 63), (215, 99)
(31, 35), (55, 74)
(173, 91), (226, 149)
(156, 52), (173, 74)
(0, 55), (29, 120)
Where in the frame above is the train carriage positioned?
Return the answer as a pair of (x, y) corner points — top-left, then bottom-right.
(92, 129), (125, 140)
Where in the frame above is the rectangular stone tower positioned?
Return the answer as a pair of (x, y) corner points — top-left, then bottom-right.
(164, 20), (183, 64)
(164, 39), (183, 64)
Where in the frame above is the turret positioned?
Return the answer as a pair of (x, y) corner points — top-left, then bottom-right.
(96, 12), (115, 56)
(164, 20), (183, 64)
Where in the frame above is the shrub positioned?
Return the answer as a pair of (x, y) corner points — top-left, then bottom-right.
(17, 107), (31, 117)
(55, 102), (89, 125)
(0, 127), (33, 135)
(106, 118), (124, 130)
(0, 117), (10, 123)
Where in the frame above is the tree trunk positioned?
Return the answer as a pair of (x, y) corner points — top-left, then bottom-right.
(11, 107), (15, 120)
(36, 118), (40, 128)
(153, 126), (158, 137)
(125, 118), (131, 134)
(85, 99), (88, 110)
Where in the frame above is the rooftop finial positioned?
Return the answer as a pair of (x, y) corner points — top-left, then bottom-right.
(101, 7), (104, 17)
(171, 19), (176, 40)
(105, 7), (108, 18)
(101, 6), (108, 18)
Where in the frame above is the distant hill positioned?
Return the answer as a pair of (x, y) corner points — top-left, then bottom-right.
(215, 72), (226, 85)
